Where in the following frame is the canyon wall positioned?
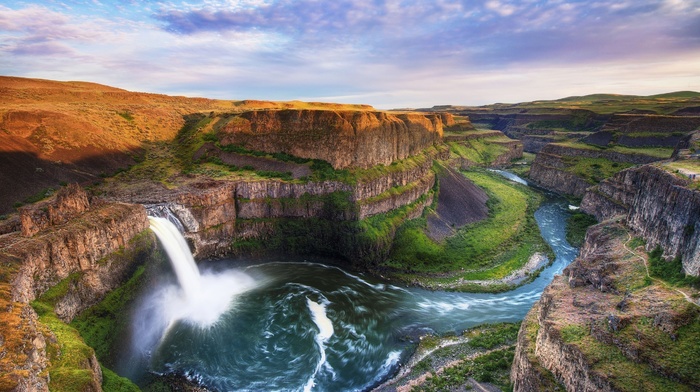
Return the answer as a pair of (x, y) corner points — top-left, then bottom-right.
(581, 165), (700, 276)
(114, 146), (448, 260)
(0, 186), (151, 391)
(512, 222), (700, 391)
(529, 143), (664, 198)
(217, 110), (444, 169)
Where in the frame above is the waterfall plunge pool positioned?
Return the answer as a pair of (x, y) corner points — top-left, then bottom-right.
(120, 180), (578, 391)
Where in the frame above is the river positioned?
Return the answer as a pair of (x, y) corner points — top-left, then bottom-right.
(120, 173), (578, 391)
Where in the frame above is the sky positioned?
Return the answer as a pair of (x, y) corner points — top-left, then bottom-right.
(1, 0), (699, 108)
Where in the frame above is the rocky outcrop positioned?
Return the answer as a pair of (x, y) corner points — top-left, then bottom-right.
(217, 110), (444, 169)
(512, 222), (700, 391)
(581, 165), (700, 276)
(7, 202), (148, 304)
(0, 186), (151, 392)
(107, 146), (447, 259)
(529, 149), (592, 197)
(529, 143), (666, 197)
(672, 130), (700, 159)
(18, 183), (90, 237)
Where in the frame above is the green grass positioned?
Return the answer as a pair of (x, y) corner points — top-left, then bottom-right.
(101, 367), (141, 392)
(566, 211), (598, 247)
(116, 110), (135, 122)
(382, 169), (550, 288)
(480, 92), (700, 115)
(526, 112), (600, 132)
(449, 139), (510, 165)
(412, 348), (515, 392)
(71, 265), (148, 362)
(466, 323), (521, 350)
(559, 324), (587, 343)
(559, 155), (634, 184)
(32, 300), (101, 392)
(648, 246), (700, 287)
(571, 326), (697, 392)
(554, 140), (674, 159)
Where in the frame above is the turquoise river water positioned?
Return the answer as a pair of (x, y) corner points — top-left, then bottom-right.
(119, 173), (578, 391)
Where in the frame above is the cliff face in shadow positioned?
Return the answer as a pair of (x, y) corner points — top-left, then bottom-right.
(217, 110), (444, 169)
(582, 164), (700, 276)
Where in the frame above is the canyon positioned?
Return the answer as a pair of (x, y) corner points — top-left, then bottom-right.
(1, 78), (699, 391)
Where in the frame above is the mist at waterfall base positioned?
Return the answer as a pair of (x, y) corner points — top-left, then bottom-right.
(124, 196), (577, 391)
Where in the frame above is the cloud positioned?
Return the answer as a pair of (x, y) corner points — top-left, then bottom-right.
(1, 1), (699, 108)
(0, 4), (114, 57)
(152, 0), (700, 69)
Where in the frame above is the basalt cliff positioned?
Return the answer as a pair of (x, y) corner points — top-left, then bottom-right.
(511, 220), (700, 391)
(1, 78), (519, 391)
(0, 184), (153, 391)
(581, 164), (700, 276)
(511, 143), (700, 390)
(218, 109), (444, 169)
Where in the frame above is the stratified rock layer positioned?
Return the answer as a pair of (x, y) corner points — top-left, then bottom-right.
(582, 165), (700, 276)
(512, 222), (700, 391)
(0, 189), (150, 392)
(218, 109), (444, 169)
(529, 143), (664, 197)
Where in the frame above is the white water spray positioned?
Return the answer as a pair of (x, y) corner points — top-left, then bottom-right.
(141, 216), (258, 333)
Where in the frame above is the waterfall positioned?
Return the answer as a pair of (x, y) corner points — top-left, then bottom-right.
(148, 216), (201, 299)
(141, 209), (258, 330)
(146, 204), (186, 233)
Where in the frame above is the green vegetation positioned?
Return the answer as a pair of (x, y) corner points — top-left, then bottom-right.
(101, 367), (141, 392)
(562, 156), (634, 184)
(400, 323), (520, 391)
(31, 302), (102, 392)
(569, 322), (698, 392)
(509, 152), (535, 177)
(382, 169), (550, 290)
(412, 348), (515, 392)
(449, 139), (511, 166)
(12, 186), (56, 209)
(554, 140), (674, 159)
(559, 324), (587, 343)
(566, 211), (597, 247)
(71, 265), (148, 361)
(526, 111), (599, 132)
(466, 323), (521, 350)
(480, 91), (700, 115)
(116, 110), (135, 122)
(648, 246), (700, 287)
(26, 231), (162, 392)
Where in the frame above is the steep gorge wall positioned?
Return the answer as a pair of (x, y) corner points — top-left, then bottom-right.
(512, 222), (700, 391)
(528, 146), (592, 197)
(217, 109), (444, 169)
(529, 143), (664, 197)
(581, 165), (700, 276)
(0, 187), (151, 391)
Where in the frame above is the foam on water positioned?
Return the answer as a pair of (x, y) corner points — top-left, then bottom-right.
(304, 298), (334, 392)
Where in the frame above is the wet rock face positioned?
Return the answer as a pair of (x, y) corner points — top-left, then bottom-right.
(217, 109), (443, 169)
(582, 165), (700, 276)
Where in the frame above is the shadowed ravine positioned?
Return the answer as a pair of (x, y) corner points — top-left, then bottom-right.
(119, 174), (577, 391)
